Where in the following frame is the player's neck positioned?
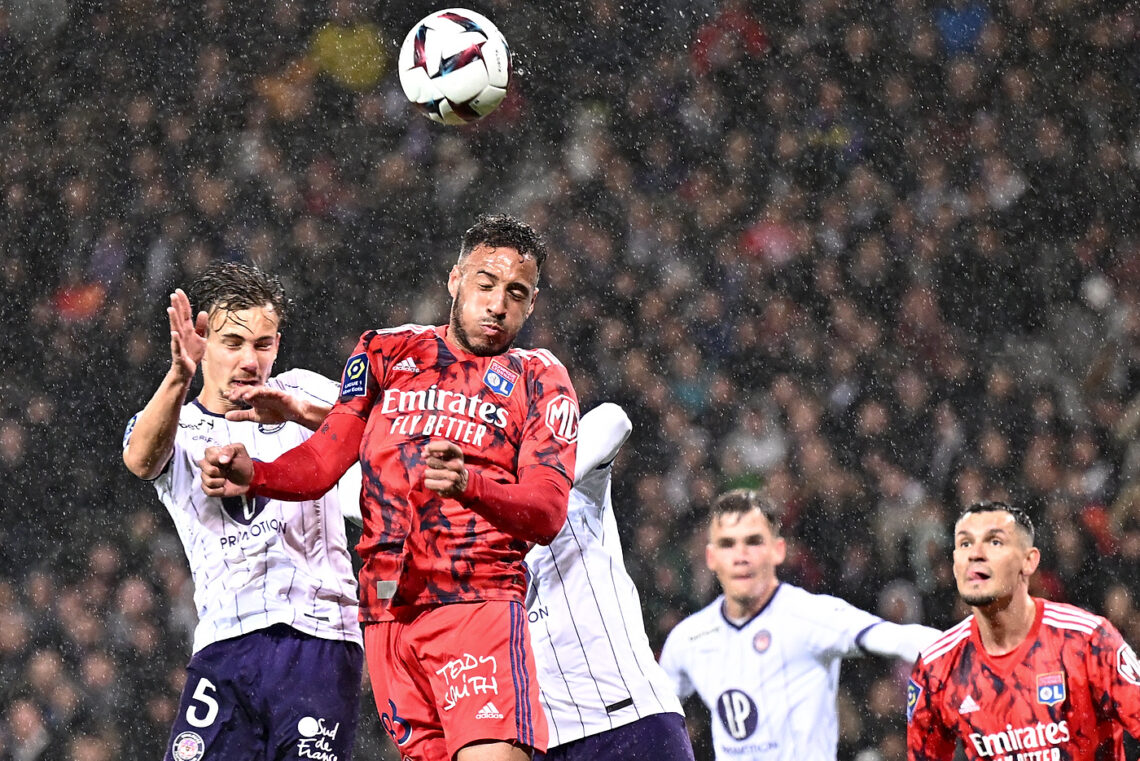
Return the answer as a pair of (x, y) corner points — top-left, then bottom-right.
(197, 388), (239, 416)
(724, 581), (779, 623)
(974, 592), (1036, 655)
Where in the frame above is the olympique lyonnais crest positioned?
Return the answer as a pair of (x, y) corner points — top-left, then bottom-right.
(752, 630), (771, 653)
(1036, 672), (1066, 706)
(483, 359), (518, 397)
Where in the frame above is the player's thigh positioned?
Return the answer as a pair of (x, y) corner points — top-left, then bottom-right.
(412, 600), (546, 759)
(536, 714), (696, 761)
(164, 646), (264, 761)
(268, 635), (365, 761)
(365, 621), (450, 761)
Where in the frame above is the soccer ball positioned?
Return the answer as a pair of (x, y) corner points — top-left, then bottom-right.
(398, 8), (511, 125)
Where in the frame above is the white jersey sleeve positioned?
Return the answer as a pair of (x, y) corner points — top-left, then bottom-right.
(124, 368), (362, 654)
(524, 404), (683, 748)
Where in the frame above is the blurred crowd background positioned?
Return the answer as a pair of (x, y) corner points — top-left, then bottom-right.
(1, 0), (1139, 758)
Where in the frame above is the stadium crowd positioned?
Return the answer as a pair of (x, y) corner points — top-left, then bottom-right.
(1, 0), (1139, 758)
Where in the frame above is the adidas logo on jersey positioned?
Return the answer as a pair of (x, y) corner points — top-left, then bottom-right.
(394, 358), (419, 373)
(475, 702), (503, 720)
(958, 694), (980, 714)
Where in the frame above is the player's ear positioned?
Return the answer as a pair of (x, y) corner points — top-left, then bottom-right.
(1022, 546), (1040, 578)
(525, 286), (538, 318)
(705, 541), (717, 572)
(447, 265), (461, 299)
(773, 536), (787, 567)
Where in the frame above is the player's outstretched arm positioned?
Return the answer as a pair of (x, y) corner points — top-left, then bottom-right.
(859, 621), (942, 664)
(573, 403), (632, 484)
(224, 385), (331, 430)
(123, 290), (207, 480)
(201, 412), (366, 501)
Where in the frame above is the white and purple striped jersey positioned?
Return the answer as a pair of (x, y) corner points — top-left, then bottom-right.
(124, 369), (362, 654)
(659, 584), (884, 761)
(524, 404), (684, 748)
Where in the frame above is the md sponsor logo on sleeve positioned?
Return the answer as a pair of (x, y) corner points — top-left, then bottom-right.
(544, 394), (579, 443)
(1117, 643), (1140, 685)
(340, 353), (369, 397)
(1035, 672), (1066, 706)
(906, 679), (922, 723)
(483, 359), (518, 397)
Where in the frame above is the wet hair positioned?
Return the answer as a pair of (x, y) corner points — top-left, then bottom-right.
(188, 261), (289, 328)
(459, 214), (548, 272)
(957, 500), (1035, 545)
(709, 488), (783, 537)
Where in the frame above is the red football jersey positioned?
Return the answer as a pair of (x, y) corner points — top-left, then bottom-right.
(907, 598), (1140, 761)
(333, 324), (578, 621)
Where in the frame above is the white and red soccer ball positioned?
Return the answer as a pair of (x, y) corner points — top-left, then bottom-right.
(398, 8), (511, 125)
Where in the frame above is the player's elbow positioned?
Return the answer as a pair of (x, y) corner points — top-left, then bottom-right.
(530, 501), (568, 545)
(122, 447), (162, 481)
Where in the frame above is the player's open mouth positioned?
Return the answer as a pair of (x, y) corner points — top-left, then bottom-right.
(967, 569), (990, 582)
(231, 379), (258, 387)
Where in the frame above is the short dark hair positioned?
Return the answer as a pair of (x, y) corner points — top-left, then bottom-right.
(957, 501), (1035, 544)
(188, 261), (289, 328)
(459, 214), (548, 272)
(710, 489), (783, 537)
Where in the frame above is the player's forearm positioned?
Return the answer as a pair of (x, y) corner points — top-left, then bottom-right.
(456, 466), (571, 544)
(123, 368), (193, 479)
(293, 401), (332, 431)
(573, 403), (632, 484)
(859, 622), (942, 663)
(249, 412), (364, 500)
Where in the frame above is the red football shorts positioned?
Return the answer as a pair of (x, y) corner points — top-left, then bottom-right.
(365, 600), (547, 761)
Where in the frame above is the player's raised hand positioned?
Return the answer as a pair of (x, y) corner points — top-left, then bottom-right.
(225, 386), (305, 424)
(168, 289), (207, 382)
(423, 439), (470, 498)
(200, 443), (254, 497)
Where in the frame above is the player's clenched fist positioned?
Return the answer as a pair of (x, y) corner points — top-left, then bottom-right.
(200, 443), (255, 497)
(423, 439), (470, 498)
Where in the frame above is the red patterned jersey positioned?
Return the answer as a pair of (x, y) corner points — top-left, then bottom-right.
(907, 598), (1140, 761)
(333, 324), (578, 621)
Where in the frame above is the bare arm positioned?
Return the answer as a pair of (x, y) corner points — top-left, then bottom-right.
(122, 290), (206, 479)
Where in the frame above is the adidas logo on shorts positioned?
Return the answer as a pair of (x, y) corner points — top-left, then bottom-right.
(476, 702), (503, 720)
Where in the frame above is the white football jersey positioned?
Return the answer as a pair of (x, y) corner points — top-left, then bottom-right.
(124, 369), (362, 653)
(659, 584), (882, 761)
(524, 404), (683, 748)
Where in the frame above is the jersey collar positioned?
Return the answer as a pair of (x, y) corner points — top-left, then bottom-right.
(720, 582), (782, 630)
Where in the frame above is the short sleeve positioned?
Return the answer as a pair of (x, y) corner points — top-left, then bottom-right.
(1087, 620), (1140, 736)
(518, 353), (578, 483)
(906, 658), (956, 761)
(331, 332), (382, 419)
(659, 626), (696, 700)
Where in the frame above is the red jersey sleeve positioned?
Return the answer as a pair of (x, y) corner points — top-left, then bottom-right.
(517, 350), (579, 483)
(333, 332), (383, 419)
(907, 658), (957, 761)
(1087, 619), (1140, 737)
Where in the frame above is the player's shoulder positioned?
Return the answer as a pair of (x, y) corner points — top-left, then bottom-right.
(668, 597), (725, 644)
(360, 323), (437, 352)
(917, 616), (974, 667)
(269, 368), (334, 392)
(1040, 599), (1105, 636)
(775, 583), (860, 619)
(507, 346), (568, 371)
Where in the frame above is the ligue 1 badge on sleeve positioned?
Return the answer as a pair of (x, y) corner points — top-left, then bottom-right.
(1035, 672), (1066, 706)
(906, 679), (922, 723)
(341, 353), (369, 397)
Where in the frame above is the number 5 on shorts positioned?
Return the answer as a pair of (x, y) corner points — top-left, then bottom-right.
(186, 678), (219, 727)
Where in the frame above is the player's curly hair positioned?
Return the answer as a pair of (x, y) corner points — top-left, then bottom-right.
(710, 489), (783, 536)
(958, 500), (1036, 544)
(459, 214), (548, 272)
(189, 261), (290, 328)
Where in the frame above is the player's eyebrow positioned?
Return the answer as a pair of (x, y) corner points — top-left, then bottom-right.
(476, 268), (533, 296)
